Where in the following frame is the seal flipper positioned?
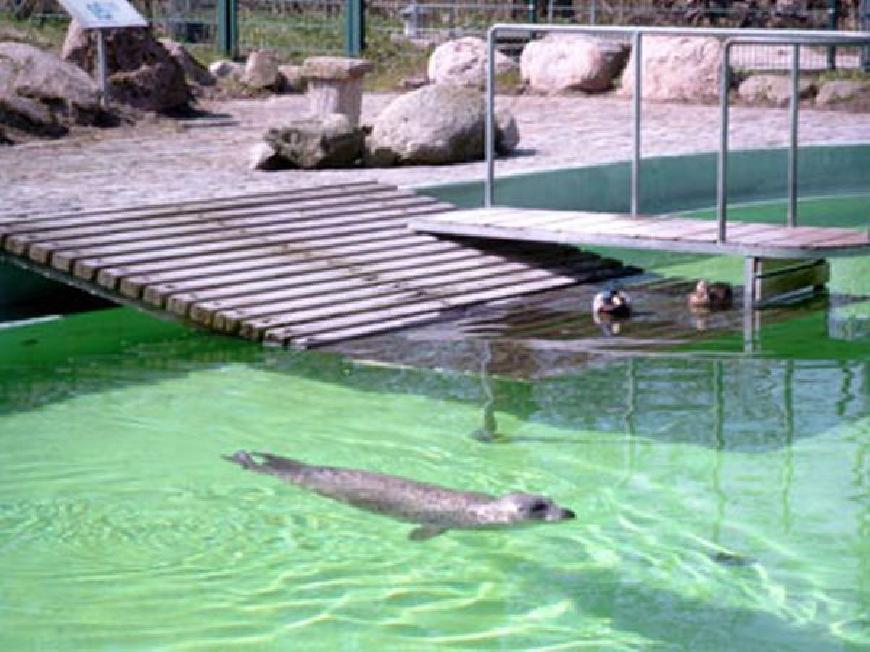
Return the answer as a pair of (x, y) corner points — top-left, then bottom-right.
(409, 525), (448, 541)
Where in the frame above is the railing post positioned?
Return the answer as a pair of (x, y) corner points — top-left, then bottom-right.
(717, 40), (732, 243)
(788, 44), (800, 227)
(631, 31), (642, 216)
(527, 0), (538, 24)
(485, 26), (496, 208)
(345, 0), (365, 57)
(826, 0), (838, 71)
(217, 0), (239, 59)
(861, 0), (870, 72)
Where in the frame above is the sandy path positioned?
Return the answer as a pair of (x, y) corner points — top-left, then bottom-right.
(1, 92), (868, 216)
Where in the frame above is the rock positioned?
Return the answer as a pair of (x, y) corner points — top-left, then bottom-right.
(520, 34), (629, 94)
(249, 141), (283, 170)
(301, 56), (374, 81)
(0, 41), (102, 138)
(621, 36), (723, 102)
(365, 85), (518, 166)
(160, 39), (215, 86)
(61, 20), (190, 112)
(277, 64), (305, 92)
(427, 36), (517, 89)
(816, 80), (870, 106)
(264, 113), (363, 169)
(242, 50), (279, 89)
(209, 59), (244, 80)
(737, 74), (815, 106)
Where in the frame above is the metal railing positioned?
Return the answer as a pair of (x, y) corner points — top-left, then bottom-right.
(484, 24), (870, 243)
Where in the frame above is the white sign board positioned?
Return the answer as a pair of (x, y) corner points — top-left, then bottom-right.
(56, 0), (148, 29)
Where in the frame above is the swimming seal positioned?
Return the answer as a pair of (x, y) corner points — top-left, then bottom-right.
(224, 450), (575, 540)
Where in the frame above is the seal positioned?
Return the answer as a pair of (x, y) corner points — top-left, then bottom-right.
(224, 450), (575, 540)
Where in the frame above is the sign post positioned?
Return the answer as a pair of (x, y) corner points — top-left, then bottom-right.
(55, 0), (148, 108)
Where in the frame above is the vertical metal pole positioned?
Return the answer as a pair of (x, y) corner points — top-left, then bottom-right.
(826, 0), (838, 71)
(863, 0), (870, 72)
(590, 0), (597, 24)
(528, 0), (537, 23)
(485, 27), (496, 208)
(717, 41), (731, 243)
(217, 0), (239, 59)
(631, 32), (642, 216)
(788, 44), (799, 228)
(345, 0), (365, 56)
(96, 29), (109, 109)
(743, 256), (756, 353)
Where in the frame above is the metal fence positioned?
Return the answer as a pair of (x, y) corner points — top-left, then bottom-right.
(1, 0), (868, 68)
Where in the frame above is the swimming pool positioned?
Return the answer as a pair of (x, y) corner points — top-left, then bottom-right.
(1, 149), (867, 651)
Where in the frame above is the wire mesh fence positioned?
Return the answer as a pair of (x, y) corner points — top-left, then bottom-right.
(236, 0), (344, 56)
(1, 0), (867, 68)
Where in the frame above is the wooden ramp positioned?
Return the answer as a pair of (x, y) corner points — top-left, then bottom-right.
(410, 207), (870, 259)
(0, 182), (633, 348)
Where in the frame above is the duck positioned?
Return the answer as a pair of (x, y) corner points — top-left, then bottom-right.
(688, 280), (733, 311)
(592, 289), (632, 320)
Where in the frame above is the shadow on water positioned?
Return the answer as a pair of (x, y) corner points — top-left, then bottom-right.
(498, 557), (849, 652)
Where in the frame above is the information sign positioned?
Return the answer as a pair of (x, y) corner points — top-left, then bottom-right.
(55, 0), (148, 29)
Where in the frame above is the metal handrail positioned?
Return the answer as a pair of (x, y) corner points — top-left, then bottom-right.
(485, 24), (870, 243)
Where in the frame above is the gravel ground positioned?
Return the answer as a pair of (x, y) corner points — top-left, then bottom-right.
(1, 92), (869, 216)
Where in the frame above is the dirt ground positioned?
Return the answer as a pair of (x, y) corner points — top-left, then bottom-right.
(1, 91), (869, 217)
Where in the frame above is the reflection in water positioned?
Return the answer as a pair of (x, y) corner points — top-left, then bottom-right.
(0, 305), (867, 650)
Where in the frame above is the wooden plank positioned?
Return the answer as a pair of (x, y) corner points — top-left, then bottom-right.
(66, 202), (454, 279)
(262, 273), (606, 346)
(115, 235), (461, 298)
(0, 181), (384, 233)
(149, 243), (476, 308)
(235, 260), (605, 338)
(190, 248), (594, 327)
(756, 226), (869, 247)
(483, 210), (607, 229)
(756, 260), (830, 301)
(159, 248), (487, 314)
(36, 195), (436, 267)
(1, 183), (390, 253)
(4, 187), (418, 256)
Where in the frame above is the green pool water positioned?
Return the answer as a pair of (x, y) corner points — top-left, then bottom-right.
(0, 196), (867, 652)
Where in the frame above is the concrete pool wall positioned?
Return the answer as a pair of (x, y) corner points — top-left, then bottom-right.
(417, 144), (870, 214)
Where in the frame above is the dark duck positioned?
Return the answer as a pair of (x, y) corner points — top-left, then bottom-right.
(592, 289), (632, 320)
(687, 280), (733, 311)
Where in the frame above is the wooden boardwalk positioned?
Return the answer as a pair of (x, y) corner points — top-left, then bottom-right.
(0, 183), (633, 348)
(410, 208), (870, 259)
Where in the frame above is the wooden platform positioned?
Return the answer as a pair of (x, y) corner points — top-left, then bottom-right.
(409, 207), (870, 259)
(0, 182), (633, 348)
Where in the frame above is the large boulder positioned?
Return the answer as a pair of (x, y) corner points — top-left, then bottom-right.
(427, 36), (517, 89)
(61, 20), (190, 112)
(242, 50), (279, 89)
(0, 41), (102, 138)
(365, 85), (518, 166)
(264, 113), (363, 169)
(160, 39), (215, 86)
(209, 59), (244, 80)
(621, 36), (723, 102)
(520, 35), (629, 94)
(815, 80), (870, 107)
(737, 74), (815, 107)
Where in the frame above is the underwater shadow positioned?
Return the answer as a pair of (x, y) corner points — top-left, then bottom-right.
(509, 559), (846, 651)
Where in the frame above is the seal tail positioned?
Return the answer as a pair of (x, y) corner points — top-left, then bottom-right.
(223, 450), (307, 477)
